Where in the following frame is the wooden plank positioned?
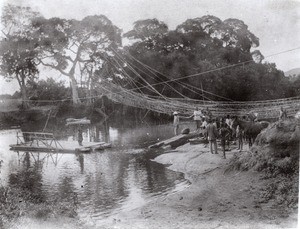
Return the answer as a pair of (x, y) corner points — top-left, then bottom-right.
(9, 140), (111, 153)
(149, 131), (200, 149)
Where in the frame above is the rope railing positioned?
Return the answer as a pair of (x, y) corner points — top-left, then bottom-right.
(99, 80), (300, 119)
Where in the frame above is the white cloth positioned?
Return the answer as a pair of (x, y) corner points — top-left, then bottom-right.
(193, 110), (202, 120)
(201, 120), (208, 128)
(226, 118), (233, 128)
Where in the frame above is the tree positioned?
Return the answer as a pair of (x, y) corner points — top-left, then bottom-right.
(33, 15), (122, 104)
(0, 4), (41, 108)
(124, 16), (292, 102)
(124, 18), (168, 41)
(26, 78), (71, 104)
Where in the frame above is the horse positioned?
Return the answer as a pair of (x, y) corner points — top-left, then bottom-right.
(231, 118), (270, 148)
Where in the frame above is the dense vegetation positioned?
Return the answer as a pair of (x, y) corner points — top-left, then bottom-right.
(228, 119), (299, 209)
(0, 4), (299, 110)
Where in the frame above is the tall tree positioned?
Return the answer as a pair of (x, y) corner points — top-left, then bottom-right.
(0, 4), (41, 107)
(33, 15), (122, 104)
(124, 16), (291, 101)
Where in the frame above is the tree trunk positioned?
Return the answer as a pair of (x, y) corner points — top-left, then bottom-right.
(16, 74), (29, 109)
(20, 83), (29, 109)
(70, 76), (81, 104)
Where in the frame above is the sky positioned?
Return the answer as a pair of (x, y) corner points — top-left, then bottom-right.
(0, 0), (299, 94)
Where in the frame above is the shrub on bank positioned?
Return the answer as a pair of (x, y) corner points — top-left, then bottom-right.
(228, 119), (299, 208)
(0, 186), (78, 228)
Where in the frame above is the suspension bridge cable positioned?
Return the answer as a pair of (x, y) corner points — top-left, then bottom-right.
(110, 51), (160, 95)
(110, 48), (168, 100)
(103, 55), (147, 94)
(119, 50), (216, 101)
(113, 50), (189, 99)
(118, 46), (300, 94)
(124, 50), (234, 101)
(123, 52), (209, 100)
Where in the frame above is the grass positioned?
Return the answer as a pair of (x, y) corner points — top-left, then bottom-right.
(0, 186), (78, 228)
(227, 118), (299, 208)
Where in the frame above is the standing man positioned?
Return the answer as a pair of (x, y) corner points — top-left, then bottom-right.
(236, 125), (244, 152)
(219, 123), (230, 159)
(173, 111), (180, 135)
(206, 119), (219, 154)
(279, 107), (287, 120)
(78, 128), (83, 146)
(205, 107), (213, 120)
(189, 107), (203, 130)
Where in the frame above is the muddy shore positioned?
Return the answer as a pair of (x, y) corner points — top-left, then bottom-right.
(94, 142), (298, 229)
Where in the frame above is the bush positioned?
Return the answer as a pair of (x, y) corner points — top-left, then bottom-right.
(0, 185), (78, 228)
(227, 119), (299, 208)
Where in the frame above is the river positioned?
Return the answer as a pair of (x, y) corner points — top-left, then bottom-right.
(0, 121), (194, 227)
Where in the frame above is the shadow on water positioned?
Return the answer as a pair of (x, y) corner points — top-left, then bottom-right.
(0, 120), (192, 225)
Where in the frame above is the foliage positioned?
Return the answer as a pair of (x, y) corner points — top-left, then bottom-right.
(227, 119), (299, 208)
(0, 5), (41, 106)
(0, 151), (78, 227)
(1, 5), (299, 112)
(122, 16), (298, 101)
(0, 185), (78, 228)
(32, 14), (122, 104)
(26, 78), (71, 104)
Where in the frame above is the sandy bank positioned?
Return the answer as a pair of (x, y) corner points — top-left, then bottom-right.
(97, 142), (298, 229)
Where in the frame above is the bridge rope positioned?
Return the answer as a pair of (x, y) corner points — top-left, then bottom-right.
(97, 47), (300, 119)
(122, 49), (234, 101)
(97, 80), (300, 119)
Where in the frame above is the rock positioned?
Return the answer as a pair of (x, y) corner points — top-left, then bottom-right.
(198, 207), (202, 211)
(181, 128), (190, 134)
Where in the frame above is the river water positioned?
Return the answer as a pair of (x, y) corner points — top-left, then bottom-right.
(0, 121), (194, 227)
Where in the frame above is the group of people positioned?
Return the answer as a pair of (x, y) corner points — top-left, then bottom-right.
(205, 117), (244, 159)
(173, 109), (244, 159)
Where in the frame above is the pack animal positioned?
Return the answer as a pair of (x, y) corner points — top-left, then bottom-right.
(232, 118), (269, 147)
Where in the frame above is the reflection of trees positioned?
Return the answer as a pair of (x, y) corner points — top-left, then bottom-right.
(92, 121), (110, 143)
(57, 176), (76, 203)
(80, 152), (129, 213)
(133, 153), (184, 194)
(76, 153), (84, 174)
(8, 152), (45, 203)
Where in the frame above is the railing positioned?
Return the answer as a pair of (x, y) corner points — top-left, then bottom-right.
(17, 132), (63, 149)
(98, 81), (300, 119)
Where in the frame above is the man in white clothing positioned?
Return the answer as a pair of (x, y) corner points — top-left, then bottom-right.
(189, 107), (203, 130)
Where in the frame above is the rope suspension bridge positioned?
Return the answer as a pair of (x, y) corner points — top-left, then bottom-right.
(98, 80), (300, 119)
(2, 47), (299, 119)
(93, 47), (300, 119)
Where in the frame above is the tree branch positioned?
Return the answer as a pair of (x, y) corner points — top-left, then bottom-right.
(37, 58), (70, 76)
(66, 47), (77, 55)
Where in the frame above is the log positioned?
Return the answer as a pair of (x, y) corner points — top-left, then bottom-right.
(149, 132), (200, 149)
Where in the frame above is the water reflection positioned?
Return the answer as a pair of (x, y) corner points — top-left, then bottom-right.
(8, 152), (45, 203)
(0, 122), (190, 225)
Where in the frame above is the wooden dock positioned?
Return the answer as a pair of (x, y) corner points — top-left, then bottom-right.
(10, 141), (112, 153)
(9, 131), (111, 153)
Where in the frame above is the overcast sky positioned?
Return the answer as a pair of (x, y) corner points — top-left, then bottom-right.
(0, 0), (299, 94)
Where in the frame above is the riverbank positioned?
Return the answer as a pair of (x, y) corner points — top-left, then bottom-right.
(95, 141), (298, 229)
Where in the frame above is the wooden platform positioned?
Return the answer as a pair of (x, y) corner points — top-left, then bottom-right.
(10, 140), (112, 153)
